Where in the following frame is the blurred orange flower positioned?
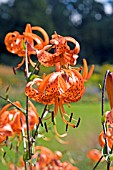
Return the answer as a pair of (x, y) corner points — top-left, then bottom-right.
(9, 146), (79, 170)
(4, 23), (49, 69)
(0, 104), (13, 143)
(98, 128), (113, 149)
(0, 124), (12, 143)
(87, 149), (104, 162)
(0, 101), (39, 136)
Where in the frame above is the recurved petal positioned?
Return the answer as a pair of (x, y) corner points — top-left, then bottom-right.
(28, 100), (39, 130)
(82, 59), (94, 81)
(32, 26), (49, 45)
(65, 36), (80, 54)
(25, 23), (32, 33)
(106, 71), (113, 108)
(0, 124), (13, 136)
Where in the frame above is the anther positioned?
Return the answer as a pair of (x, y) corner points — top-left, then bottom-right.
(44, 122), (48, 133)
(76, 117), (80, 127)
(66, 113), (73, 131)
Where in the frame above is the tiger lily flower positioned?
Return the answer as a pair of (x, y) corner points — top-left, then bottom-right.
(9, 146), (79, 170)
(0, 124), (13, 144)
(37, 32), (80, 70)
(0, 101), (39, 134)
(98, 128), (113, 149)
(4, 23), (49, 69)
(105, 109), (113, 128)
(25, 59), (94, 127)
(0, 104), (13, 143)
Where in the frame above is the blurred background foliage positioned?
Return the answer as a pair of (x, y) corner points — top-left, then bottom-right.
(0, 0), (113, 66)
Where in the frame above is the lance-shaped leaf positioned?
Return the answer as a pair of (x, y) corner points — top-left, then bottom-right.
(106, 71), (113, 108)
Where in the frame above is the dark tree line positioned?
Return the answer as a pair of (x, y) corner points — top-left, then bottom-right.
(0, 0), (113, 65)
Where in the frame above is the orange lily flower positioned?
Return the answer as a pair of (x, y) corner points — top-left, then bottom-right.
(37, 32), (80, 70)
(4, 23), (49, 69)
(105, 109), (113, 128)
(9, 146), (79, 170)
(61, 162), (79, 170)
(34, 146), (56, 168)
(87, 149), (104, 162)
(25, 59), (94, 127)
(0, 101), (39, 134)
(0, 104), (13, 143)
(98, 128), (113, 149)
(0, 124), (13, 143)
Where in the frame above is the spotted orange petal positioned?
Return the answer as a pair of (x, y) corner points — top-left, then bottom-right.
(37, 32), (80, 68)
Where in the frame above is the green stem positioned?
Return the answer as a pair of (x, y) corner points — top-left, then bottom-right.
(93, 156), (104, 170)
(107, 161), (110, 170)
(25, 42), (32, 160)
(25, 96), (31, 159)
(0, 95), (26, 114)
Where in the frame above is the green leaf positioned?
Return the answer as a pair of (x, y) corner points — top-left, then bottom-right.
(109, 154), (113, 161)
(23, 150), (29, 161)
(28, 74), (40, 82)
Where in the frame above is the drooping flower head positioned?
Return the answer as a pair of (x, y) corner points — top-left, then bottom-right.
(25, 59), (94, 127)
(0, 101), (39, 135)
(4, 23), (49, 69)
(37, 32), (80, 70)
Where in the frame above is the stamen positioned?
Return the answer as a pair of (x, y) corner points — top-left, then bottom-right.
(44, 122), (48, 133)
(10, 143), (13, 150)
(66, 113), (73, 131)
(3, 151), (6, 158)
(55, 135), (69, 144)
(76, 117), (81, 127)
(54, 125), (67, 138)
(59, 100), (76, 128)
(52, 111), (55, 125)
(4, 136), (8, 145)
(13, 67), (16, 75)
